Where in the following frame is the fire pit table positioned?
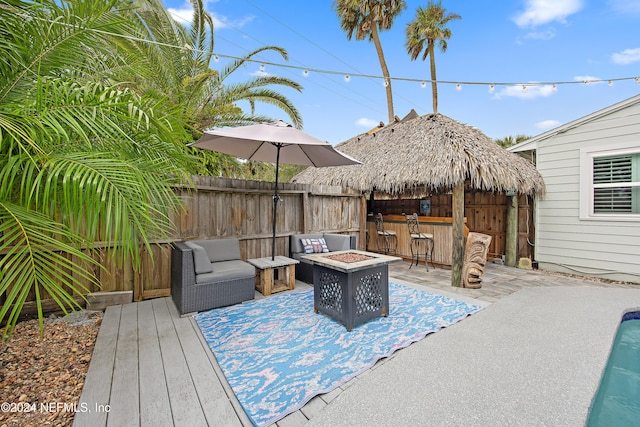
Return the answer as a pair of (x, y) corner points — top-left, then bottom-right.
(301, 250), (401, 331)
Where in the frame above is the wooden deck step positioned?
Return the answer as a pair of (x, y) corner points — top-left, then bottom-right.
(73, 298), (249, 427)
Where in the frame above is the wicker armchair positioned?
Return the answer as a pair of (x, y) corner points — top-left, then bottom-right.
(171, 238), (255, 315)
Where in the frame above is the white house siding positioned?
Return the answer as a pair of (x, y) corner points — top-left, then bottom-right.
(534, 101), (640, 283)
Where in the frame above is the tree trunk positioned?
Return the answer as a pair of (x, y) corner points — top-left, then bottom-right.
(371, 25), (395, 124)
(505, 193), (518, 267)
(451, 182), (464, 287)
(428, 41), (438, 114)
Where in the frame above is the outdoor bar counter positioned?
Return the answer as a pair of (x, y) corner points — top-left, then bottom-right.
(366, 214), (469, 267)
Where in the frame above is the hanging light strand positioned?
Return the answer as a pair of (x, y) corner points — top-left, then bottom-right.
(209, 52), (638, 89)
(24, 10), (637, 91)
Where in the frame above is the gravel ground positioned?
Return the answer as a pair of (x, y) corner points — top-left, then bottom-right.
(0, 311), (102, 427)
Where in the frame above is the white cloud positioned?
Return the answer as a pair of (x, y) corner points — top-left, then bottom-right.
(612, 48), (640, 65)
(167, 7), (194, 24)
(167, 1), (253, 30)
(494, 84), (556, 99)
(356, 118), (380, 128)
(536, 120), (561, 130)
(513, 0), (584, 28)
(608, 0), (640, 14)
(523, 28), (557, 40)
(213, 14), (254, 30)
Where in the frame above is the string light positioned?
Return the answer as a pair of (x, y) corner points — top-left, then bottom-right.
(421, 81), (426, 88)
(344, 75), (350, 82)
(489, 84), (495, 93)
(27, 9), (638, 93)
(303, 69), (309, 77)
(522, 85), (527, 93)
(259, 63), (265, 72)
(383, 79), (389, 87)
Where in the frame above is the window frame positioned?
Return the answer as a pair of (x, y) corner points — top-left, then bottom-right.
(580, 142), (640, 221)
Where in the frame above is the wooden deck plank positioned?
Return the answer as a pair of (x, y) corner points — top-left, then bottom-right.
(137, 300), (173, 425)
(73, 305), (121, 427)
(190, 316), (255, 427)
(152, 298), (208, 426)
(107, 303), (140, 427)
(166, 299), (244, 426)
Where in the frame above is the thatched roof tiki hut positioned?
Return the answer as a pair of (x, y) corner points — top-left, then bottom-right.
(293, 112), (545, 287)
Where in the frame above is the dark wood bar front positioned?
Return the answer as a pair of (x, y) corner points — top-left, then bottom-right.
(366, 214), (469, 267)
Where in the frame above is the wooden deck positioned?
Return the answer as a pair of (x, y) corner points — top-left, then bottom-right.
(74, 261), (637, 427)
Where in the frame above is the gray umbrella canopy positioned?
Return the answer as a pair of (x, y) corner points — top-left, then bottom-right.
(191, 120), (360, 259)
(292, 113), (545, 196)
(192, 120), (360, 167)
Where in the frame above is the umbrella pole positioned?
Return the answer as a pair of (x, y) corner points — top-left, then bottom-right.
(271, 144), (282, 261)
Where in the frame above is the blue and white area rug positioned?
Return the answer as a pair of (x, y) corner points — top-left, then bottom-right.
(195, 282), (483, 427)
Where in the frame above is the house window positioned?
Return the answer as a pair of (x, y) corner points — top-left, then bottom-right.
(592, 154), (640, 214)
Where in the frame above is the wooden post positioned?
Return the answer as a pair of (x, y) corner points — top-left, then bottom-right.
(505, 193), (518, 267)
(451, 183), (464, 287)
(360, 194), (367, 250)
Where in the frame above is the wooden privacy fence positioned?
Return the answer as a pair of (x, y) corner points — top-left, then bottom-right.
(75, 176), (365, 303)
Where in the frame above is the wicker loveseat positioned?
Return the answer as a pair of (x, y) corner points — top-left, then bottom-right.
(290, 233), (356, 283)
(171, 238), (255, 315)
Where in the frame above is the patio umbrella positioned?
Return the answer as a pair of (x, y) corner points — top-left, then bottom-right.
(191, 120), (361, 260)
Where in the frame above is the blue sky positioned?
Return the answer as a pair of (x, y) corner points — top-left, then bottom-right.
(163, 0), (640, 144)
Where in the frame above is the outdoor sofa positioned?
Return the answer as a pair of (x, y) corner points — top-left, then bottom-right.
(290, 233), (356, 283)
(171, 238), (255, 315)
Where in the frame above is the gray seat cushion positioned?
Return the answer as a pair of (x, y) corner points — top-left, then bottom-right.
(195, 260), (255, 284)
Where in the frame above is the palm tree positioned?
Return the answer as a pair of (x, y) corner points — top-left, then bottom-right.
(405, 1), (461, 113)
(333, 0), (406, 125)
(495, 134), (531, 148)
(0, 0), (192, 337)
(119, 0), (304, 177)
(121, 0), (303, 131)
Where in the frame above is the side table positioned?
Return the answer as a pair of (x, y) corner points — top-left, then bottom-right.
(247, 256), (299, 296)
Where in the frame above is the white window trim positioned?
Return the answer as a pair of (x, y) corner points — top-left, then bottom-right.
(580, 142), (640, 221)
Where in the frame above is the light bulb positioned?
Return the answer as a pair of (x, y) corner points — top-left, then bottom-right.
(635, 77), (640, 84)
(421, 81), (426, 88)
(552, 84), (558, 92)
(259, 64), (265, 72)
(456, 83), (461, 91)
(608, 80), (613, 87)
(303, 69), (309, 77)
(489, 84), (495, 93)
(214, 54), (219, 62)
(344, 75), (350, 82)
(383, 79), (389, 87)
(522, 85), (527, 93)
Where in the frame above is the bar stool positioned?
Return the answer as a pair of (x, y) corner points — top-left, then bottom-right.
(406, 213), (435, 271)
(375, 213), (397, 255)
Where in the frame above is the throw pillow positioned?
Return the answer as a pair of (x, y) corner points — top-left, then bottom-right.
(300, 238), (329, 254)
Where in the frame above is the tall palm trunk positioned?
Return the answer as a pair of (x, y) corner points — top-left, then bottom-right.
(428, 41), (438, 114)
(371, 24), (395, 124)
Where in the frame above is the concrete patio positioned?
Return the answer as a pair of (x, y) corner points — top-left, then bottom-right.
(74, 261), (639, 426)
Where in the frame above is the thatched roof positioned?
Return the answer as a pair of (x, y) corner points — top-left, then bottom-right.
(292, 113), (545, 196)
